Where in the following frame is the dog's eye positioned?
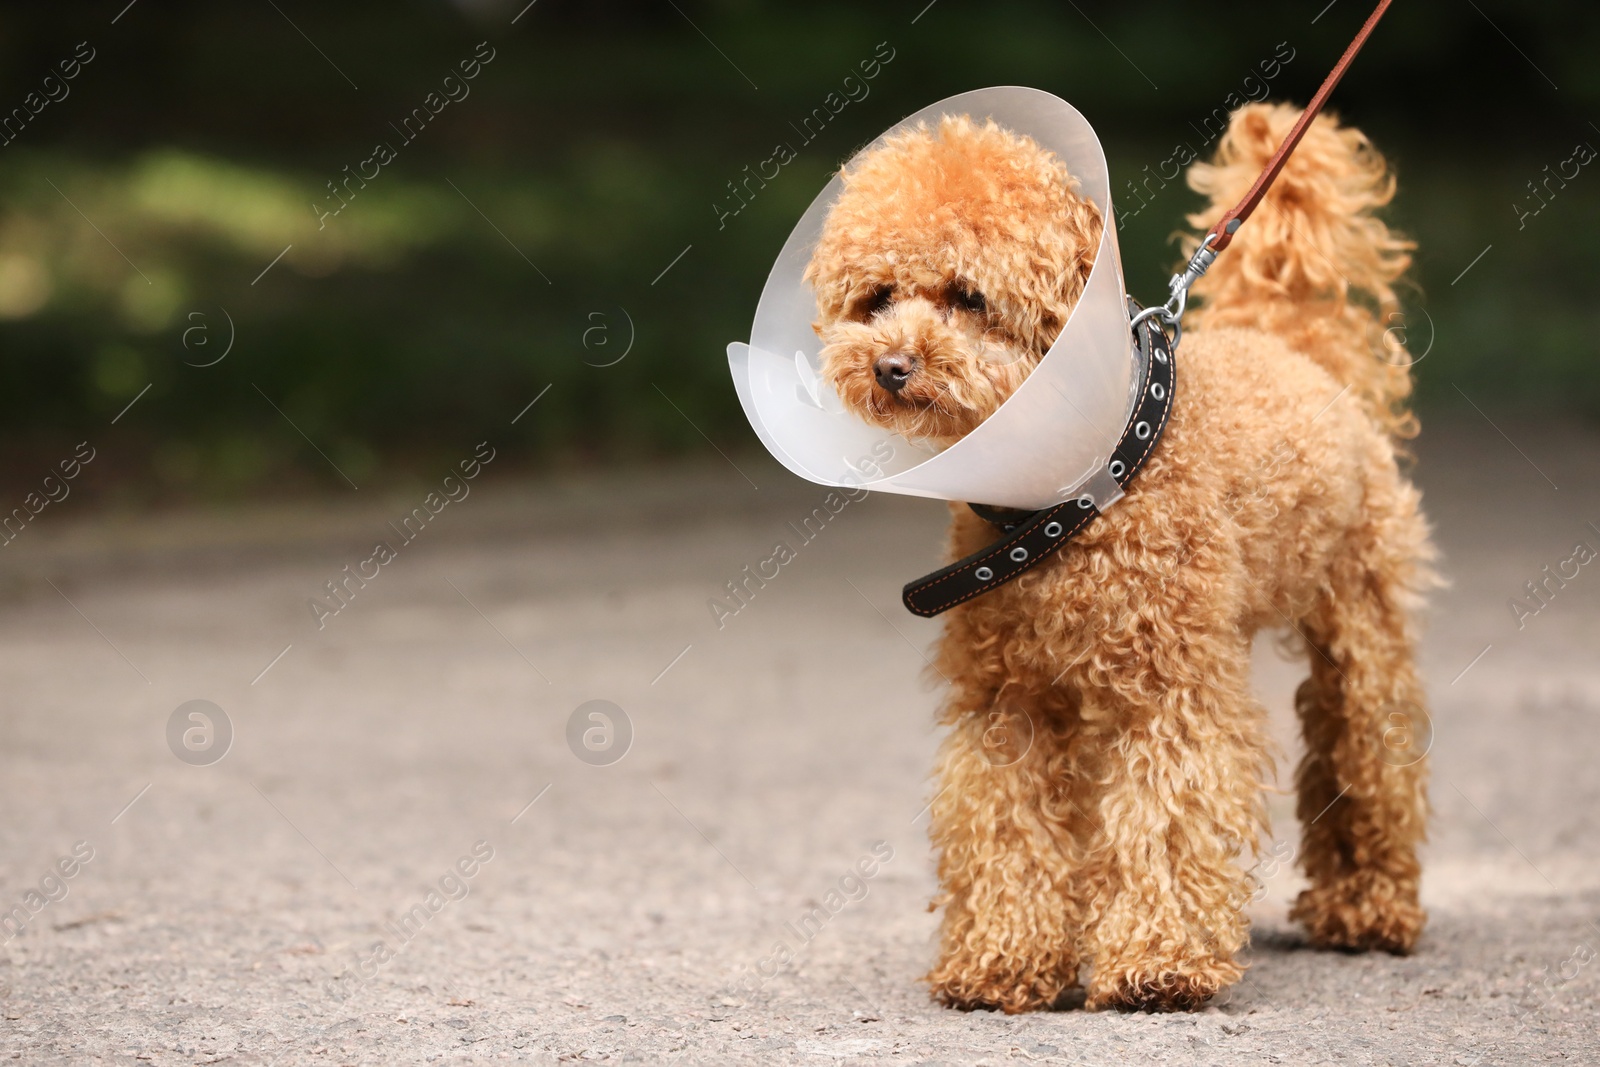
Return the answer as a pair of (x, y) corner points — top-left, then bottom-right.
(857, 285), (894, 320)
(946, 285), (986, 316)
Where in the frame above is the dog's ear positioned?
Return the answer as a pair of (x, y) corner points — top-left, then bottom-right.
(940, 126), (1102, 358)
(803, 263), (852, 325)
(1005, 190), (1101, 357)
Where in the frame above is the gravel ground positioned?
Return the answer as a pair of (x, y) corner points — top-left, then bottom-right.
(1, 417), (1598, 1065)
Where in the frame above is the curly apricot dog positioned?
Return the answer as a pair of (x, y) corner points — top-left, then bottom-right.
(804, 105), (1436, 1012)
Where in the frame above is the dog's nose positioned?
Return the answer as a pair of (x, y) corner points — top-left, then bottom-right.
(873, 352), (915, 393)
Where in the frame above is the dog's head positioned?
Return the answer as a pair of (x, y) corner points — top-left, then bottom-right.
(803, 115), (1103, 448)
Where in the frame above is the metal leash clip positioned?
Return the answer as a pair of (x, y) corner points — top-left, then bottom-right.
(1128, 227), (1230, 349)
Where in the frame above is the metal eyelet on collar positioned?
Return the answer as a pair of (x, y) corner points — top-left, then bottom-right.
(1134, 421), (1151, 440)
(974, 566), (993, 581)
(1044, 521), (1063, 537)
(1151, 382), (1166, 401)
(1108, 460), (1126, 479)
(1076, 494), (1094, 509)
(1009, 547), (1028, 562)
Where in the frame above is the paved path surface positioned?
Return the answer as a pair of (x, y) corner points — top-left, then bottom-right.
(1, 418), (1598, 1065)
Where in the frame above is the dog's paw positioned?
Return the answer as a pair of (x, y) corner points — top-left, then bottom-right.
(1291, 875), (1425, 954)
(927, 960), (1075, 1015)
(1085, 960), (1241, 1013)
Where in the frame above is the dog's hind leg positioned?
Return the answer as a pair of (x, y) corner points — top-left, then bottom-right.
(1290, 487), (1433, 953)
(925, 697), (1083, 1013)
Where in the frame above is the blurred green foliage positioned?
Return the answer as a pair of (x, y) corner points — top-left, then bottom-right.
(0, 0), (1596, 498)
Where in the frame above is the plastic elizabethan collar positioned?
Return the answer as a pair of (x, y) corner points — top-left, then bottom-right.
(726, 86), (1137, 512)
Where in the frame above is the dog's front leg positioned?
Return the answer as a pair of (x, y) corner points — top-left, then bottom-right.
(925, 705), (1082, 1013)
(1078, 628), (1269, 1012)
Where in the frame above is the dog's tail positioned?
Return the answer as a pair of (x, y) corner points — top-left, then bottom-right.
(1183, 102), (1417, 439)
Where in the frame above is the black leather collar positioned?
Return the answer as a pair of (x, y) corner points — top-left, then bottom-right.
(901, 307), (1175, 617)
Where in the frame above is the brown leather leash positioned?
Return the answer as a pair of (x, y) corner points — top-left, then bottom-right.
(904, 0), (1397, 618)
(1132, 0), (1394, 344)
(1207, 0), (1394, 252)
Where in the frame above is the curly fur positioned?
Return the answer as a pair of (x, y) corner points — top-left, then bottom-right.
(806, 103), (1437, 1013)
(1184, 104), (1419, 440)
(803, 116), (1104, 447)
